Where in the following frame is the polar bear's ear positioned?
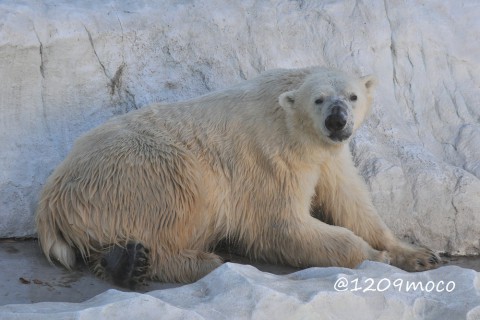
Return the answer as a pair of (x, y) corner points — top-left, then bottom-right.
(360, 75), (377, 96)
(279, 90), (296, 110)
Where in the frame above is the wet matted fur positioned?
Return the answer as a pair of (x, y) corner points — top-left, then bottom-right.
(36, 67), (440, 287)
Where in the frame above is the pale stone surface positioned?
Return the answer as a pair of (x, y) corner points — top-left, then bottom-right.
(0, 0), (479, 256)
(1, 262), (479, 319)
(1, 241), (480, 318)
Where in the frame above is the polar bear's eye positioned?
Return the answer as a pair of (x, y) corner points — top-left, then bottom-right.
(315, 98), (324, 104)
(349, 94), (358, 101)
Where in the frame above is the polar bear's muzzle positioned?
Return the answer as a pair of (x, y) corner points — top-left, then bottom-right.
(325, 103), (352, 142)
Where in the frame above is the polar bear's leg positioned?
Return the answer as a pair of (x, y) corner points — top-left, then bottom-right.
(90, 243), (223, 285)
(148, 249), (223, 283)
(313, 146), (440, 271)
(256, 218), (390, 268)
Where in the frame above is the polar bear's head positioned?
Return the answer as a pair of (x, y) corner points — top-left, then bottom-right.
(279, 69), (376, 145)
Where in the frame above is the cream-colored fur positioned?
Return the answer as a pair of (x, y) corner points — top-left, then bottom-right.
(36, 67), (439, 283)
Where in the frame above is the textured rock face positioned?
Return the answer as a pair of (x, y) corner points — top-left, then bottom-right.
(1, 262), (479, 319)
(0, 0), (479, 255)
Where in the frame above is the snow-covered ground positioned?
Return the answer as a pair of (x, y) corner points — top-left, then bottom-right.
(0, 241), (479, 319)
(2, 263), (480, 319)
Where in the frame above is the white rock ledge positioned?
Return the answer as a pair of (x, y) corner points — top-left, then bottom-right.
(0, 262), (479, 319)
(0, 0), (479, 255)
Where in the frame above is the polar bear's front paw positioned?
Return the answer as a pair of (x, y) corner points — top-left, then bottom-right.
(369, 249), (391, 265)
(389, 244), (441, 272)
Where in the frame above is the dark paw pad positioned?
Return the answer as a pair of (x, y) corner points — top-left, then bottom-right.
(92, 241), (150, 290)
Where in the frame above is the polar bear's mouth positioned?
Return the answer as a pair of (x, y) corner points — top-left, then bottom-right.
(328, 130), (352, 142)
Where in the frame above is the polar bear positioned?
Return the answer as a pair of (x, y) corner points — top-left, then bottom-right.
(36, 67), (439, 287)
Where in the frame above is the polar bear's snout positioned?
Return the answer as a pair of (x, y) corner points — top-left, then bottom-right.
(325, 105), (347, 132)
(325, 102), (352, 142)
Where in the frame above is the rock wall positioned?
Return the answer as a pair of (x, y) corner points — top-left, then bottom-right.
(0, 0), (479, 254)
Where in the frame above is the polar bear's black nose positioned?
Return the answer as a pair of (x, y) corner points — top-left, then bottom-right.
(325, 106), (348, 132)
